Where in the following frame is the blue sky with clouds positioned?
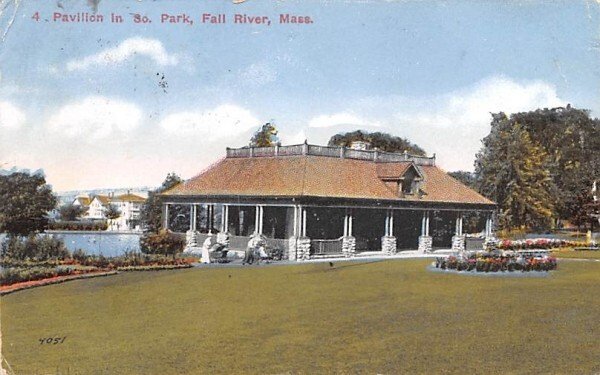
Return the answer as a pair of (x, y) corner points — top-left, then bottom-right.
(1, 0), (599, 191)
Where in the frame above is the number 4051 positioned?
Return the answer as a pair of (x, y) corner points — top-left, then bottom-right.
(39, 336), (66, 345)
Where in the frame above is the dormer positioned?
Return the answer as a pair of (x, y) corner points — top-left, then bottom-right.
(377, 162), (424, 198)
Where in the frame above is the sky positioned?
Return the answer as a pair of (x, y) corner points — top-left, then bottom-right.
(0, 0), (599, 192)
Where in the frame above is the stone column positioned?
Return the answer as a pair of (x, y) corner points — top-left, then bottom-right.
(382, 210), (397, 255)
(288, 205), (301, 261)
(483, 212), (497, 251)
(296, 236), (311, 261)
(451, 212), (465, 251)
(185, 204), (200, 251)
(418, 210), (432, 253)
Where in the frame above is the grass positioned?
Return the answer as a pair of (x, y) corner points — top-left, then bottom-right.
(2, 259), (600, 374)
(552, 248), (600, 259)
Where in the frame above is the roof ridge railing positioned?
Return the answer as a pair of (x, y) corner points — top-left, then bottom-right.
(225, 143), (436, 166)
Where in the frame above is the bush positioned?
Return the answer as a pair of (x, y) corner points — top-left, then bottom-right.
(1, 235), (70, 261)
(0, 266), (72, 286)
(139, 231), (185, 256)
(48, 221), (108, 231)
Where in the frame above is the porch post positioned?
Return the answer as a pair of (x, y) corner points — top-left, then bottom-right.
(302, 207), (307, 237)
(483, 211), (496, 251)
(289, 205), (300, 261)
(382, 209), (397, 255)
(254, 205), (259, 235)
(163, 203), (169, 230)
(184, 203), (199, 251)
(452, 211), (465, 251)
(293, 206), (311, 261)
(221, 205), (226, 232)
(216, 204), (230, 247)
(258, 205), (264, 235)
(418, 210), (432, 253)
(342, 208), (356, 257)
(343, 213), (348, 237)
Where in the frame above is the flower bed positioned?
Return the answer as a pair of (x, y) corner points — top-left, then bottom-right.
(0, 266), (106, 286)
(435, 254), (557, 273)
(117, 264), (193, 271)
(0, 271), (117, 295)
(496, 238), (592, 251)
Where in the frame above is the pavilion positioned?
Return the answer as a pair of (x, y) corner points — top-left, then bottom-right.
(161, 142), (496, 260)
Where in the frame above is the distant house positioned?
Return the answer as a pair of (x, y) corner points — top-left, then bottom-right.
(87, 195), (112, 220)
(84, 192), (146, 231)
(110, 193), (146, 230)
(72, 195), (92, 210)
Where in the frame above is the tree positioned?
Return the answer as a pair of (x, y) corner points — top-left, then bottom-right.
(104, 204), (121, 221)
(475, 107), (600, 228)
(140, 173), (186, 233)
(328, 130), (426, 155)
(448, 171), (476, 189)
(59, 204), (85, 221)
(475, 120), (555, 231)
(250, 122), (280, 147)
(0, 171), (57, 236)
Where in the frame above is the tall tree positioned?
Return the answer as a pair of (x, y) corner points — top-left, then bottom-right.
(140, 173), (186, 233)
(250, 122), (280, 147)
(508, 106), (600, 221)
(475, 107), (600, 228)
(476, 118), (555, 231)
(328, 130), (426, 155)
(0, 171), (57, 236)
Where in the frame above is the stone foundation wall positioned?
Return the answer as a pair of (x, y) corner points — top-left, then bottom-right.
(288, 237), (298, 261)
(185, 230), (199, 249)
(418, 235), (433, 253)
(451, 235), (465, 251)
(296, 237), (311, 261)
(342, 236), (356, 257)
(484, 236), (499, 251)
(381, 236), (397, 255)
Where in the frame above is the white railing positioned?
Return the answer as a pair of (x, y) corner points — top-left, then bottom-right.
(311, 238), (343, 256)
(226, 143), (436, 166)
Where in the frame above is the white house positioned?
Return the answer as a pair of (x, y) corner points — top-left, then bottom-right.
(85, 192), (146, 231)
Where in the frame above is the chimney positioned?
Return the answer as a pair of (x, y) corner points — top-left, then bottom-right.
(349, 140), (370, 151)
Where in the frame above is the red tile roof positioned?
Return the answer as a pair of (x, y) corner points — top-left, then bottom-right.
(163, 155), (495, 206)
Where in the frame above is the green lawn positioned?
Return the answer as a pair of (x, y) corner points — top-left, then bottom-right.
(552, 249), (600, 259)
(2, 259), (600, 374)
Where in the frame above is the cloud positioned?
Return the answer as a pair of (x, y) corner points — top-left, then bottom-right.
(308, 112), (382, 128)
(0, 101), (26, 129)
(46, 96), (142, 139)
(159, 104), (259, 140)
(239, 62), (277, 87)
(395, 76), (564, 129)
(389, 76), (566, 171)
(66, 37), (179, 71)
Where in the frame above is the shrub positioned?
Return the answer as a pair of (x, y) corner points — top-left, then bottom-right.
(48, 221), (108, 231)
(1, 235), (70, 261)
(0, 266), (72, 286)
(140, 231), (185, 257)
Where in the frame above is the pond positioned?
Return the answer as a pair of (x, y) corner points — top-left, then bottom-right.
(44, 231), (142, 257)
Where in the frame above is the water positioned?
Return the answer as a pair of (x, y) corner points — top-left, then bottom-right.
(45, 232), (142, 257)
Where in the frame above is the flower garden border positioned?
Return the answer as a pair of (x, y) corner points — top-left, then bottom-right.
(0, 271), (118, 296)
